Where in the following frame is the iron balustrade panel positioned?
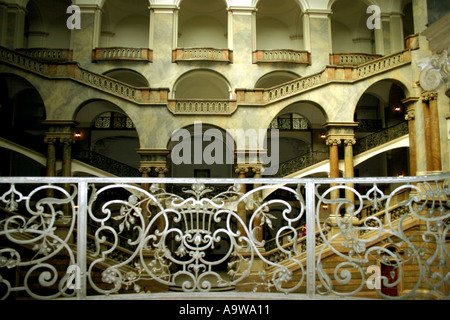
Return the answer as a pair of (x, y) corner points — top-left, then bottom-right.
(0, 175), (448, 300)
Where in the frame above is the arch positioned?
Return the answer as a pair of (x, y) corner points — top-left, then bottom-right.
(103, 69), (149, 87)
(355, 145), (410, 177)
(73, 99), (140, 170)
(255, 70), (301, 88)
(330, 0), (377, 54)
(177, 0), (228, 49)
(327, 0), (378, 10)
(353, 78), (410, 125)
(0, 73), (47, 152)
(100, 0), (150, 48)
(255, 0), (304, 51)
(25, 0), (72, 48)
(167, 123), (235, 178)
(172, 69), (232, 99)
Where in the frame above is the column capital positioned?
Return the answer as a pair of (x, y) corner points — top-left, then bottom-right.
(252, 166), (264, 176)
(44, 136), (57, 144)
(139, 167), (152, 175)
(326, 138), (341, 146)
(343, 138), (356, 146)
(235, 165), (249, 175)
(421, 91), (438, 101)
(154, 166), (168, 175)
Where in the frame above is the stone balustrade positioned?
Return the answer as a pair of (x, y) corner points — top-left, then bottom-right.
(172, 48), (233, 62)
(252, 49), (311, 64)
(92, 47), (153, 62)
(168, 99), (237, 115)
(329, 53), (382, 65)
(16, 48), (73, 62)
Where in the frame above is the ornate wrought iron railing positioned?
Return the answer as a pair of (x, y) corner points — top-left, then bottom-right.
(0, 174), (448, 300)
(354, 121), (409, 155)
(72, 150), (140, 177)
(275, 151), (330, 177)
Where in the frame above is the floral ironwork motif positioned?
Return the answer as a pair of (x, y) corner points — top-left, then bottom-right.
(0, 174), (448, 300)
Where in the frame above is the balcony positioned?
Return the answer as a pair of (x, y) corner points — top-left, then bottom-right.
(167, 99), (237, 115)
(0, 174), (448, 300)
(92, 47), (153, 62)
(16, 48), (73, 62)
(329, 53), (382, 66)
(172, 48), (233, 63)
(252, 49), (311, 65)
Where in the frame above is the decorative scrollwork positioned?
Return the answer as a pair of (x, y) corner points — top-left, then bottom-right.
(0, 184), (78, 299)
(84, 182), (306, 295)
(315, 177), (449, 299)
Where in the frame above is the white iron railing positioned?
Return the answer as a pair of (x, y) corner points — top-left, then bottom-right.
(0, 174), (448, 300)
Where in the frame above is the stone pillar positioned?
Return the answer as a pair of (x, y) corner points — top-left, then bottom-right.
(61, 137), (74, 178)
(228, 6), (255, 90)
(304, 9), (332, 72)
(150, 5), (177, 66)
(252, 166), (263, 243)
(388, 12), (405, 53)
(0, 3), (8, 47)
(235, 165), (249, 244)
(137, 149), (170, 232)
(326, 137), (341, 213)
(402, 97), (419, 176)
(421, 92), (442, 173)
(4, 3), (26, 49)
(44, 137), (57, 177)
(343, 138), (356, 206)
(70, 4), (101, 65)
(424, 92), (442, 173)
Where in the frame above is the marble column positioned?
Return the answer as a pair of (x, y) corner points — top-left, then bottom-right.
(0, 3), (8, 47)
(421, 92), (433, 173)
(421, 91), (442, 173)
(326, 137), (341, 213)
(303, 9), (332, 72)
(425, 92), (442, 173)
(402, 97), (419, 176)
(5, 3), (26, 49)
(252, 166), (263, 243)
(45, 137), (57, 177)
(137, 149), (170, 233)
(70, 4), (101, 65)
(235, 165), (249, 244)
(343, 138), (356, 206)
(61, 137), (74, 178)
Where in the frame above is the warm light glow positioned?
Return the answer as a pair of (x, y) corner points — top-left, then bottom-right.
(320, 132), (327, 139)
(74, 130), (82, 139)
(394, 105), (401, 112)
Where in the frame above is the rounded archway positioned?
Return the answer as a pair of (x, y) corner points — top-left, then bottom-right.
(266, 101), (328, 177)
(73, 100), (140, 175)
(167, 123), (234, 178)
(25, 0), (72, 49)
(177, 0), (228, 49)
(354, 80), (408, 140)
(103, 69), (149, 87)
(173, 69), (231, 99)
(255, 0), (304, 50)
(330, 0), (376, 54)
(255, 71), (300, 88)
(100, 0), (150, 48)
